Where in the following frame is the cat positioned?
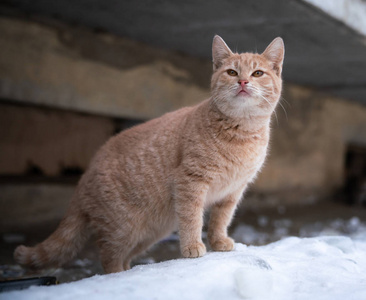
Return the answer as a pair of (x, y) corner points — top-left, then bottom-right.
(14, 35), (284, 274)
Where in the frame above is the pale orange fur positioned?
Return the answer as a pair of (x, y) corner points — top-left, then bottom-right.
(14, 35), (285, 274)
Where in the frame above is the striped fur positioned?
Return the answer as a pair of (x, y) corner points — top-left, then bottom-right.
(14, 36), (284, 274)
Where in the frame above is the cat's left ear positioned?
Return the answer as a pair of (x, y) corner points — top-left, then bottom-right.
(212, 35), (233, 71)
(262, 37), (285, 76)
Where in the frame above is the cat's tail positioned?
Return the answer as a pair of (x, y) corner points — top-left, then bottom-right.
(14, 207), (89, 269)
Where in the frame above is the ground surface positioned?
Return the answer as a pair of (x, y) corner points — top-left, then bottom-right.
(2, 231), (366, 299)
(1, 201), (366, 285)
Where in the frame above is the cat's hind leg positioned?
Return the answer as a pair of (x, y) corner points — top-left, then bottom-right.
(122, 237), (157, 270)
(122, 225), (175, 269)
(96, 228), (137, 274)
(96, 227), (162, 273)
(97, 240), (132, 273)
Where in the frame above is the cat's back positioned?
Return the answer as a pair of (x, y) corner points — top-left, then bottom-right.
(114, 105), (194, 152)
(89, 104), (198, 176)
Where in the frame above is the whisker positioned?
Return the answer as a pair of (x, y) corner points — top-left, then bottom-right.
(248, 85), (280, 125)
(249, 86), (289, 122)
(278, 101), (288, 121)
(276, 96), (289, 121)
(280, 96), (290, 107)
(258, 94), (279, 126)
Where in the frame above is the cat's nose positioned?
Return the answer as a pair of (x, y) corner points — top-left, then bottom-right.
(238, 80), (249, 87)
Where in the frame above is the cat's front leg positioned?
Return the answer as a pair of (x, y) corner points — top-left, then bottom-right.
(208, 190), (243, 252)
(175, 182), (209, 258)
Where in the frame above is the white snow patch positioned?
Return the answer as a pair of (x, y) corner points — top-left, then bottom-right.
(2, 236), (366, 300)
(233, 216), (366, 246)
(304, 0), (366, 36)
(235, 266), (273, 299)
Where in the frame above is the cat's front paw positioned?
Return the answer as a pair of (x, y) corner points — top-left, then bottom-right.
(210, 237), (235, 252)
(181, 242), (206, 258)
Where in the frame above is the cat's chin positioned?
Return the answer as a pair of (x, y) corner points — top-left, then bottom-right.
(214, 100), (257, 119)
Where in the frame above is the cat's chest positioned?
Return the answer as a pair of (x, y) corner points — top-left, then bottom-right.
(205, 137), (268, 205)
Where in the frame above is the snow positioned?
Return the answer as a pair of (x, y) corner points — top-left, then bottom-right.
(304, 0), (366, 37)
(232, 216), (366, 246)
(2, 235), (366, 300)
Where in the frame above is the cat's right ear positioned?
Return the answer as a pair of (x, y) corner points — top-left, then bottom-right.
(212, 35), (233, 71)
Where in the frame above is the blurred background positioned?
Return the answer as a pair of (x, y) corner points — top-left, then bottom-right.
(1, 0), (366, 282)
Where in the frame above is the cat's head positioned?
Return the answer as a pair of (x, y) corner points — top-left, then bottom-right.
(210, 35), (284, 119)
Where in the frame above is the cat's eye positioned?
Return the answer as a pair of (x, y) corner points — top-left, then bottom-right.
(252, 70), (264, 77)
(227, 69), (238, 76)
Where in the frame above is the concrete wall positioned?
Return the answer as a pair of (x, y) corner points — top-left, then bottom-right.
(252, 85), (366, 206)
(1, 16), (366, 229)
(0, 103), (115, 176)
(0, 17), (209, 120)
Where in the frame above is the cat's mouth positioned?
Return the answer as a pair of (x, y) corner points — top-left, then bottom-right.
(236, 88), (250, 97)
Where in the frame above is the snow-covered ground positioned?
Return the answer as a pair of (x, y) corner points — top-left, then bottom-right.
(232, 216), (366, 245)
(2, 219), (366, 300)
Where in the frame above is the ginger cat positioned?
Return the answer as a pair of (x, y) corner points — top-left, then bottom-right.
(14, 35), (284, 274)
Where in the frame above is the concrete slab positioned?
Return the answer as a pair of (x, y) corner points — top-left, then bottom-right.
(1, 0), (366, 103)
